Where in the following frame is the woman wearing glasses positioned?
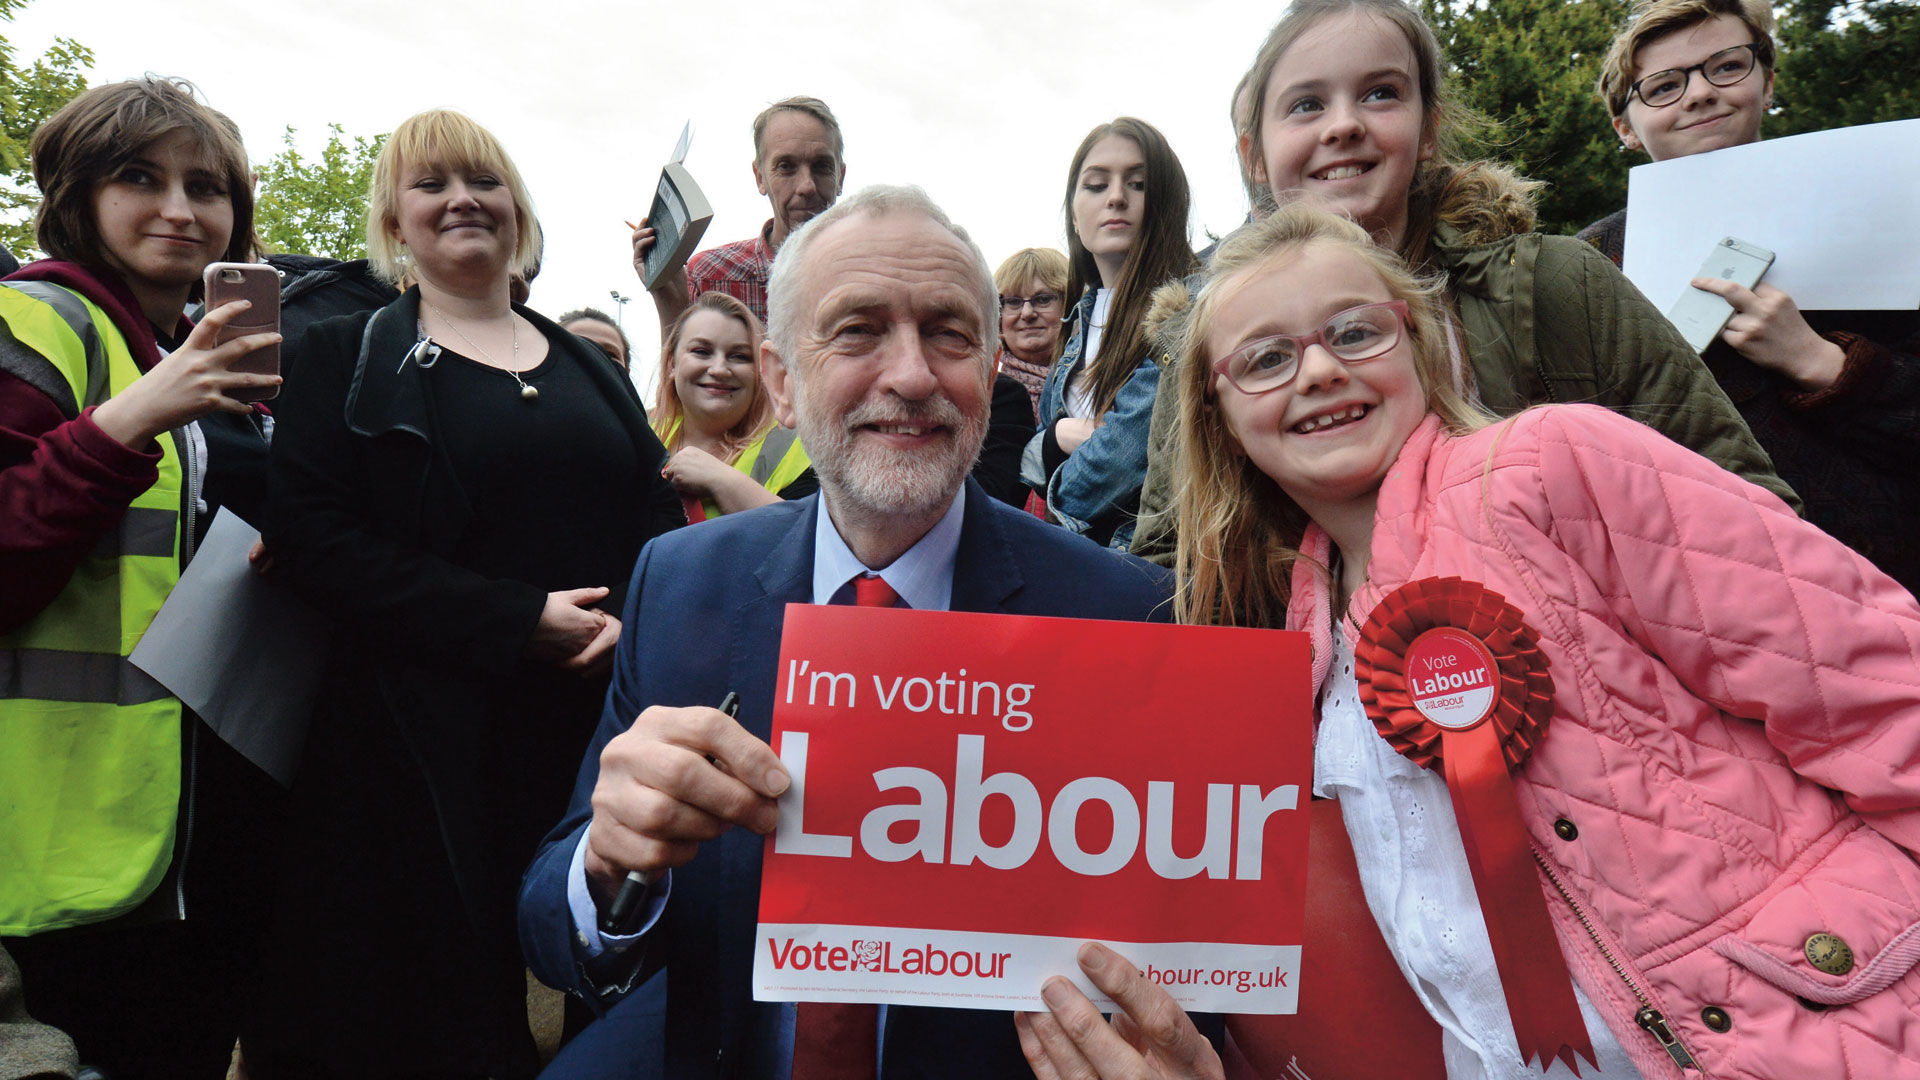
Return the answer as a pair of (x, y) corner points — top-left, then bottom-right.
(993, 247), (1069, 422)
(1023, 118), (1199, 548)
(1084, 200), (1920, 1080)
(1586, 0), (1920, 594)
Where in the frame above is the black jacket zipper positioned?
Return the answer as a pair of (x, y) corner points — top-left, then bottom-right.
(170, 422), (202, 920)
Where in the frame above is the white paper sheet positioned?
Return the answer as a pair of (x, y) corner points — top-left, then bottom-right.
(129, 510), (332, 786)
(1623, 118), (1920, 313)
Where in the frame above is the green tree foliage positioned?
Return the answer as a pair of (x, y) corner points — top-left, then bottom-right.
(253, 124), (387, 260)
(1421, 0), (1633, 237)
(0, 0), (92, 258)
(1772, 1), (1920, 136)
(1421, 1), (1919, 237)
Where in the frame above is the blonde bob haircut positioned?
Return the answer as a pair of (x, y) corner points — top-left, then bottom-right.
(992, 247), (1068, 300)
(652, 292), (774, 462)
(365, 109), (544, 287)
(1596, 0), (1775, 118)
(1170, 202), (1488, 629)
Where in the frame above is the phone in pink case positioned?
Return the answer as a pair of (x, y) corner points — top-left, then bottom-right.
(201, 262), (281, 401)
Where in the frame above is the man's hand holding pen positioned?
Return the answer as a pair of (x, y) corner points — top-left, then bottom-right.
(585, 696), (791, 918)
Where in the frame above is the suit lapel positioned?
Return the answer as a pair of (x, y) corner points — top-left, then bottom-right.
(345, 286), (432, 441)
(951, 478), (1025, 614)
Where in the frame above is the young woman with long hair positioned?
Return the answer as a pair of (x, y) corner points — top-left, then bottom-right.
(1127, 0), (1791, 565)
(1023, 116), (1200, 548)
(651, 291), (815, 520)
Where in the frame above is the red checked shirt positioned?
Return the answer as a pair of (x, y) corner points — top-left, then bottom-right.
(685, 219), (776, 326)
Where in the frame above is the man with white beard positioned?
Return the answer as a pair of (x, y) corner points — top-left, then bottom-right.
(519, 185), (1212, 1077)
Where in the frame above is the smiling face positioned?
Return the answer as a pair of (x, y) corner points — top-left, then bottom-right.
(1616, 13), (1770, 161)
(670, 308), (760, 435)
(92, 128), (235, 304)
(762, 209), (991, 524)
(1252, 10), (1433, 250)
(1209, 241), (1425, 522)
(997, 278), (1064, 363)
(755, 110), (845, 247)
(1070, 135), (1148, 286)
(389, 158), (519, 286)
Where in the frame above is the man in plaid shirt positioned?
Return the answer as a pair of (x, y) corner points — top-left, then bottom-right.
(638, 96), (846, 330)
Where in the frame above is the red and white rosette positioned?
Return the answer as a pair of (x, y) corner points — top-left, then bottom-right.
(1353, 576), (1597, 1075)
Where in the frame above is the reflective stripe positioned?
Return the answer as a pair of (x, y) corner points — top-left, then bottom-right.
(2, 281), (110, 410)
(88, 507), (179, 560)
(755, 426), (812, 494)
(0, 281), (185, 935)
(0, 648), (172, 706)
(0, 331), (77, 416)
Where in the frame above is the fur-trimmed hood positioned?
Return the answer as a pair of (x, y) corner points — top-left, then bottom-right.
(1413, 159), (1542, 253)
(1142, 275), (1195, 364)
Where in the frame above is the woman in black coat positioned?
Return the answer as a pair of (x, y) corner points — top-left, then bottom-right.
(252, 109), (682, 1079)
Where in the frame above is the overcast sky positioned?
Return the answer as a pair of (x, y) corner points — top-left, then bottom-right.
(13, 0), (1269, 400)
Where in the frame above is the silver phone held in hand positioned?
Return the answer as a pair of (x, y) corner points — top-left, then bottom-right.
(1666, 236), (1775, 354)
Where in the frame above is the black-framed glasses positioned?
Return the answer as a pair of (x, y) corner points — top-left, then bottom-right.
(999, 292), (1061, 314)
(1212, 301), (1409, 396)
(1630, 43), (1762, 108)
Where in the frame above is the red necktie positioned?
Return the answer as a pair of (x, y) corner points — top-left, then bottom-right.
(791, 574), (893, 1078)
(851, 573), (900, 610)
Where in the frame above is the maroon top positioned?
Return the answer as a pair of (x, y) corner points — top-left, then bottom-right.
(0, 262), (182, 632)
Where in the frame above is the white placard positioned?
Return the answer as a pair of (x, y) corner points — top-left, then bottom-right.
(1623, 118), (1920, 313)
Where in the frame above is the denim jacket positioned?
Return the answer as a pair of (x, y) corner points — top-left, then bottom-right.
(1020, 288), (1162, 549)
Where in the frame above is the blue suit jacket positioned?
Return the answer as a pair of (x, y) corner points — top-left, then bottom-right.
(520, 480), (1190, 1077)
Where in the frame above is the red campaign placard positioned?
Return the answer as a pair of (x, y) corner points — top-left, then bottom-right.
(754, 604), (1312, 1014)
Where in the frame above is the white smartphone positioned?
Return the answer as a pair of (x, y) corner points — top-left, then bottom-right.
(1665, 237), (1775, 354)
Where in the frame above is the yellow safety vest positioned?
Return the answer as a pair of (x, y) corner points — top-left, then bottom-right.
(0, 280), (185, 935)
(655, 418), (811, 520)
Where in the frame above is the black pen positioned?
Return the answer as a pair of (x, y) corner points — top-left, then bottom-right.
(601, 691), (739, 935)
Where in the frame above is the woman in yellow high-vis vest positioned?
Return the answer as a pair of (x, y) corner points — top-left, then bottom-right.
(652, 292), (816, 521)
(0, 78), (283, 1077)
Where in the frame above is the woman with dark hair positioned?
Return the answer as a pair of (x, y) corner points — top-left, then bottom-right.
(254, 108), (683, 1078)
(558, 306), (632, 369)
(0, 76), (283, 1077)
(652, 290), (815, 519)
(1022, 117), (1199, 548)
(1585, 0), (1919, 595)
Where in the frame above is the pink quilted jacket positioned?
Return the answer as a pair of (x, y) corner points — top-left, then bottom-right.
(1287, 406), (1920, 1079)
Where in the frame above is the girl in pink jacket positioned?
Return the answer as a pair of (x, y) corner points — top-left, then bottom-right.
(1167, 204), (1920, 1080)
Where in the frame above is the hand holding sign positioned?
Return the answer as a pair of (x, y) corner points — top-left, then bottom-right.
(585, 703), (792, 905)
(1015, 943), (1223, 1080)
(756, 606), (1311, 1014)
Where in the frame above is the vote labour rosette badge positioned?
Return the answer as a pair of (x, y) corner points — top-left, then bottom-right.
(1353, 577), (1597, 1075)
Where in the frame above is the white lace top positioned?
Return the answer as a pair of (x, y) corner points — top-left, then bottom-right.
(1312, 624), (1641, 1080)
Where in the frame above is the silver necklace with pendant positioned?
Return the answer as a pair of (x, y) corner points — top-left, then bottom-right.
(427, 301), (539, 401)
